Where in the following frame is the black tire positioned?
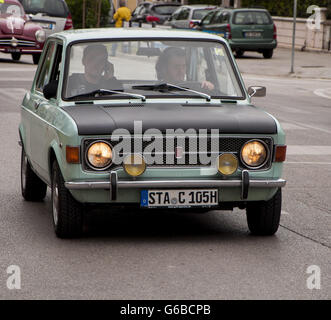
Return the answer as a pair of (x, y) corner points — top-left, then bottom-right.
(246, 188), (282, 236)
(32, 53), (41, 65)
(235, 50), (245, 58)
(21, 148), (47, 201)
(51, 161), (84, 238)
(11, 52), (21, 61)
(262, 49), (273, 59)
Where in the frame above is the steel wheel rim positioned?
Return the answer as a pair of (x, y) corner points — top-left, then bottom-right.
(52, 179), (59, 227)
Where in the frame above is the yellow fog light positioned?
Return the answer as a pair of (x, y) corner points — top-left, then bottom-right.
(241, 140), (267, 168)
(217, 153), (238, 175)
(87, 141), (112, 169)
(123, 154), (146, 177)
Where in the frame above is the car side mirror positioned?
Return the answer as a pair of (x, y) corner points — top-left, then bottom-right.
(43, 80), (58, 100)
(248, 86), (266, 97)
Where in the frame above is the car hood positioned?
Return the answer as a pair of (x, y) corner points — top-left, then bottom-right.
(0, 15), (25, 35)
(62, 102), (277, 135)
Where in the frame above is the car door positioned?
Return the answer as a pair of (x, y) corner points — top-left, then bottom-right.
(178, 7), (190, 29)
(28, 40), (63, 181)
(197, 10), (216, 32)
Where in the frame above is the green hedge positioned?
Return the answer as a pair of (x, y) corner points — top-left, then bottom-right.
(188, 0), (331, 19)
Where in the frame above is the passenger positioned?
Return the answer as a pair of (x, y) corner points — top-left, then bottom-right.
(155, 47), (214, 91)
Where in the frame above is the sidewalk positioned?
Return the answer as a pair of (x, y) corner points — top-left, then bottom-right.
(235, 47), (331, 80)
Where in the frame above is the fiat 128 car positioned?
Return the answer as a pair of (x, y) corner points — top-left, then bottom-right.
(19, 28), (286, 238)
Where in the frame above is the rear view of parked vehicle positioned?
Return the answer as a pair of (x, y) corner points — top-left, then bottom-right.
(18, 0), (73, 38)
(196, 8), (277, 58)
(168, 5), (216, 29)
(131, 2), (180, 25)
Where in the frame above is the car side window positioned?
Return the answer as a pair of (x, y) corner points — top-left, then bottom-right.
(178, 8), (189, 20)
(171, 8), (181, 20)
(210, 11), (223, 24)
(222, 12), (230, 24)
(35, 41), (56, 92)
(201, 11), (215, 25)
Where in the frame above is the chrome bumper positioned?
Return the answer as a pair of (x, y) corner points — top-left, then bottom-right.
(64, 170), (286, 201)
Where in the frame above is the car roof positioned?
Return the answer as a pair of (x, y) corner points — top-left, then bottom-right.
(3, 0), (23, 5)
(50, 28), (228, 44)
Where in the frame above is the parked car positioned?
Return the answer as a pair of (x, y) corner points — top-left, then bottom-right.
(195, 8), (277, 58)
(18, 0), (73, 38)
(168, 4), (217, 29)
(19, 28), (286, 238)
(0, 0), (46, 64)
(131, 1), (180, 25)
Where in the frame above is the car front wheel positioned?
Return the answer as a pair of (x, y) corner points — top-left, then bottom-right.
(32, 53), (41, 65)
(262, 49), (273, 59)
(246, 188), (282, 236)
(21, 148), (47, 201)
(11, 52), (21, 61)
(51, 161), (84, 238)
(235, 50), (245, 58)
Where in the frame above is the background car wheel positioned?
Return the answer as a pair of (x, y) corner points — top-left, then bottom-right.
(51, 161), (84, 238)
(262, 49), (273, 59)
(246, 188), (282, 236)
(235, 50), (245, 58)
(32, 53), (41, 65)
(11, 52), (21, 61)
(21, 148), (47, 201)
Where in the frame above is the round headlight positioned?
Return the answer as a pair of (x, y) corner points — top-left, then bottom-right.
(241, 140), (267, 168)
(35, 30), (46, 43)
(123, 154), (146, 177)
(217, 153), (238, 175)
(87, 141), (112, 169)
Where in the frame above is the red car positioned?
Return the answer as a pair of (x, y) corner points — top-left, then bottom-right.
(0, 0), (45, 64)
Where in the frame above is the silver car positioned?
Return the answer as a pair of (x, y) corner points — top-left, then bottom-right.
(18, 0), (73, 38)
(168, 4), (216, 29)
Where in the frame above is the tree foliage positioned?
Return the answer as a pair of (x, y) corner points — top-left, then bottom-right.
(188, 0), (331, 19)
(66, 0), (111, 29)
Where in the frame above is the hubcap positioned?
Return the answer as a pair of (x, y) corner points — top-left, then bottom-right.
(52, 179), (59, 227)
(21, 153), (27, 191)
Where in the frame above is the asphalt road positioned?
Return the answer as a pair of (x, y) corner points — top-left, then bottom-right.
(0, 51), (330, 300)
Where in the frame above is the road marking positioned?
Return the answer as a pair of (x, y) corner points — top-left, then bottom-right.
(281, 211), (290, 215)
(286, 161), (331, 165)
(0, 78), (33, 82)
(0, 68), (36, 72)
(279, 119), (331, 135)
(287, 145), (331, 155)
(314, 88), (331, 100)
(280, 122), (307, 130)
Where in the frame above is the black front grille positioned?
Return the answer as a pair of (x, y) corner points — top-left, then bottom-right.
(82, 136), (273, 171)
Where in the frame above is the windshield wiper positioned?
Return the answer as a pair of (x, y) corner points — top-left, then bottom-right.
(68, 89), (146, 101)
(132, 83), (211, 102)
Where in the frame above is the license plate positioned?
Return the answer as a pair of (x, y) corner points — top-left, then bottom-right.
(140, 189), (218, 208)
(7, 48), (20, 53)
(40, 23), (53, 30)
(245, 32), (261, 38)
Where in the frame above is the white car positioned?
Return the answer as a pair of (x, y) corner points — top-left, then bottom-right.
(18, 0), (73, 38)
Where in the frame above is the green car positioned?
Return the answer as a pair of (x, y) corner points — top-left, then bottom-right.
(19, 28), (286, 238)
(195, 8), (277, 58)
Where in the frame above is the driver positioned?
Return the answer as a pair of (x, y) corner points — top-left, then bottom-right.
(67, 44), (122, 97)
(155, 47), (214, 91)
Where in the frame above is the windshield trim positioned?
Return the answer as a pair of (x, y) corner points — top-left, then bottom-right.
(61, 37), (247, 102)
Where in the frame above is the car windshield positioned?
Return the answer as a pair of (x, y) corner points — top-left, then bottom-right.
(192, 9), (214, 20)
(152, 5), (179, 15)
(19, 0), (67, 17)
(64, 39), (243, 101)
(0, 4), (23, 16)
(233, 11), (272, 25)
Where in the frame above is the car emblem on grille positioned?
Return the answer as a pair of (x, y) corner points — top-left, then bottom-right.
(175, 146), (183, 159)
